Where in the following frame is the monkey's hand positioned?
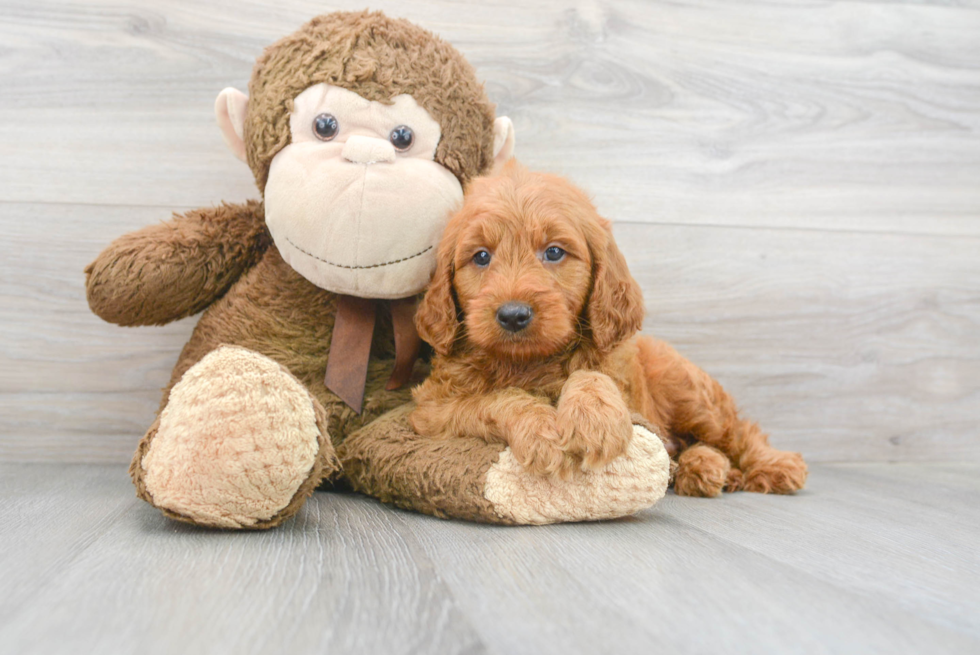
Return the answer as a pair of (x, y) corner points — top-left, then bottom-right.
(85, 200), (270, 326)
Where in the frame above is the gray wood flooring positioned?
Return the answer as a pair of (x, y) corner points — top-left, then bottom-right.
(1, 462), (977, 655)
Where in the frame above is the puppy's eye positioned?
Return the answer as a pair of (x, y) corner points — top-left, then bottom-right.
(543, 246), (566, 262)
(313, 113), (339, 141)
(390, 125), (414, 151)
(472, 250), (492, 267)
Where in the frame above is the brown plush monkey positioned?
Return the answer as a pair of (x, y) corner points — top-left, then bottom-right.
(86, 11), (669, 529)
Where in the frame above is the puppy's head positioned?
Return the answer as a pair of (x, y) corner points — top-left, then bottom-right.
(416, 161), (645, 361)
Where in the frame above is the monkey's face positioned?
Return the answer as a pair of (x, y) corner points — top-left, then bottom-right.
(263, 84), (464, 299)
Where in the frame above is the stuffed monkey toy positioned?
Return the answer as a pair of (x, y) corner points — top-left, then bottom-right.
(85, 11), (670, 529)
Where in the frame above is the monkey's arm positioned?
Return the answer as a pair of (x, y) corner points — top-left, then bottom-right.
(410, 379), (586, 477)
(85, 200), (271, 326)
(410, 382), (556, 444)
(339, 402), (671, 525)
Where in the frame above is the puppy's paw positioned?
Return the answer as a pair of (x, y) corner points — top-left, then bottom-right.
(556, 371), (633, 471)
(508, 408), (576, 478)
(673, 444), (731, 498)
(724, 467), (745, 492)
(408, 404), (442, 438)
(741, 449), (808, 494)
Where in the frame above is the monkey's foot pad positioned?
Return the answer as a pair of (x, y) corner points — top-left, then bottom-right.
(485, 425), (670, 524)
(339, 406), (671, 525)
(138, 346), (327, 529)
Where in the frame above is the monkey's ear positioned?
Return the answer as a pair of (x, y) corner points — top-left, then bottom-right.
(215, 87), (249, 163)
(491, 117), (515, 174)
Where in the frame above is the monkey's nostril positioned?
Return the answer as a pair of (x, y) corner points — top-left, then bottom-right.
(496, 302), (533, 333)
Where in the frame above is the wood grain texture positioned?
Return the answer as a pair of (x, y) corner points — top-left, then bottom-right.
(0, 464), (487, 655)
(1, 0), (979, 462)
(1, 0), (977, 234)
(3, 204), (977, 462)
(0, 462), (977, 654)
(623, 222), (980, 462)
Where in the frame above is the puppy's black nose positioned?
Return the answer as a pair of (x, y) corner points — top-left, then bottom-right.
(496, 302), (533, 332)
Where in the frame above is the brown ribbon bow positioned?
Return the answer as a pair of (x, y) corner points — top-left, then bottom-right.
(324, 294), (421, 414)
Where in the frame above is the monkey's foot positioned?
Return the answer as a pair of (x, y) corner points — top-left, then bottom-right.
(484, 425), (670, 524)
(132, 346), (339, 529)
(340, 405), (671, 525)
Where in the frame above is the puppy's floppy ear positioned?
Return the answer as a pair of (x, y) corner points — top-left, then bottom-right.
(587, 221), (645, 352)
(416, 231), (460, 357)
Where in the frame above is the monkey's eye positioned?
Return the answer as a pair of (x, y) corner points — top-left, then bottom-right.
(389, 125), (414, 151)
(313, 113), (339, 141)
(472, 250), (492, 267)
(543, 246), (566, 262)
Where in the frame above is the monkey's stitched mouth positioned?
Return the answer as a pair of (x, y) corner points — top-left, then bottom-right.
(285, 236), (433, 270)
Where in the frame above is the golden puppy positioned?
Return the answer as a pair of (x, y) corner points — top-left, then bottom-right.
(410, 161), (807, 496)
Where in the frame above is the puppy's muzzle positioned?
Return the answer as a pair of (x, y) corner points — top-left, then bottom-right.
(496, 302), (533, 333)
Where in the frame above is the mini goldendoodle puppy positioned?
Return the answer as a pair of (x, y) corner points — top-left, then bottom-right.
(409, 161), (807, 497)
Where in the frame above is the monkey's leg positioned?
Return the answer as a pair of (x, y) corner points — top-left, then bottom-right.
(130, 346), (340, 529)
(338, 404), (671, 525)
(636, 336), (807, 495)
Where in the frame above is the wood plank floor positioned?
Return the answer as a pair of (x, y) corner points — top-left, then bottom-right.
(0, 462), (977, 655)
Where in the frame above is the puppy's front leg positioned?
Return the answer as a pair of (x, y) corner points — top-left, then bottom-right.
(555, 371), (634, 471)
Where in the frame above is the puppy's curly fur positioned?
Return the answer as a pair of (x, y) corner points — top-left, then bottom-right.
(410, 162), (807, 495)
